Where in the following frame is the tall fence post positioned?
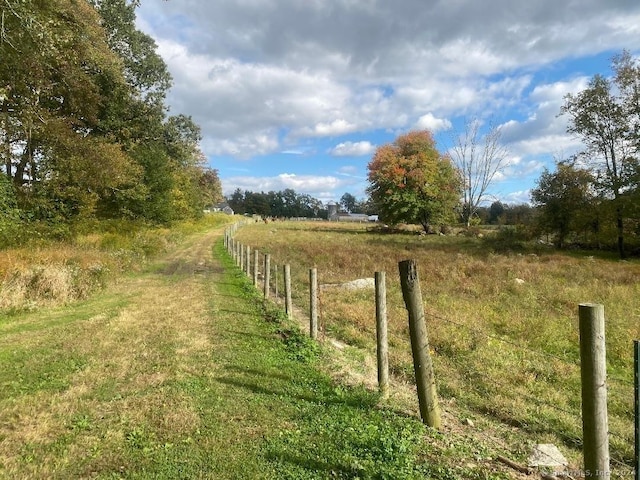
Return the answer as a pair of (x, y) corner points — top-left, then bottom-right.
(253, 249), (259, 288)
(274, 263), (279, 299)
(578, 303), (610, 477)
(284, 264), (293, 319)
(233, 240), (238, 266)
(634, 339), (639, 480)
(263, 254), (271, 299)
(239, 242), (244, 270)
(245, 245), (251, 277)
(398, 259), (441, 429)
(309, 268), (318, 339)
(375, 271), (389, 400)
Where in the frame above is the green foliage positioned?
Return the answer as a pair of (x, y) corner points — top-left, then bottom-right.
(531, 161), (595, 248)
(0, 0), (220, 242)
(228, 188), (324, 218)
(560, 50), (640, 257)
(367, 130), (461, 233)
(0, 174), (22, 247)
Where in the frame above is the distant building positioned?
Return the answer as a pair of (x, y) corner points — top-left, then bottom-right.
(209, 202), (234, 215)
(327, 201), (377, 222)
(327, 201), (339, 219)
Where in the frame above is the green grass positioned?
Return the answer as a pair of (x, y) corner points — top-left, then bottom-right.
(0, 224), (517, 479)
(234, 220), (639, 473)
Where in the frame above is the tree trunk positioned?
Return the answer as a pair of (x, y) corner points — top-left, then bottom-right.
(616, 206), (625, 259)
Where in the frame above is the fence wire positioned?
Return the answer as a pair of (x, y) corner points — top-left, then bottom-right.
(227, 228), (637, 475)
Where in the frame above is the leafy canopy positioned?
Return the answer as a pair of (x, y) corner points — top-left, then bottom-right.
(367, 131), (460, 232)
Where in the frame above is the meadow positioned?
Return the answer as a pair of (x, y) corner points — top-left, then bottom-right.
(234, 220), (640, 472)
(0, 215), (230, 313)
(0, 215), (510, 479)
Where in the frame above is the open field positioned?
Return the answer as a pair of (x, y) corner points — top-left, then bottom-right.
(234, 220), (640, 472)
(1, 219), (531, 479)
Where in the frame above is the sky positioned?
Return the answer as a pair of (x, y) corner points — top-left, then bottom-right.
(135, 0), (640, 206)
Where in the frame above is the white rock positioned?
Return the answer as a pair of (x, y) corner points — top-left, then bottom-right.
(321, 278), (375, 290)
(527, 444), (568, 467)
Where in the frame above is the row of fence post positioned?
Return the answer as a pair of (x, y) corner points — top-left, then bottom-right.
(224, 225), (638, 476)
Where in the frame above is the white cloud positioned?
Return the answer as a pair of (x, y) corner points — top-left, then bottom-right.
(330, 141), (376, 157)
(414, 113), (452, 133)
(222, 173), (352, 196)
(136, 0), (640, 201)
(297, 119), (358, 138)
(501, 190), (533, 205)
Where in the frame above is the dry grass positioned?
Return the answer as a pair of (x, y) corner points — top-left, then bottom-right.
(236, 220), (639, 471)
(0, 227), (222, 478)
(0, 214), (230, 313)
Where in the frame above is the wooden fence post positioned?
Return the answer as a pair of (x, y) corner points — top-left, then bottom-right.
(263, 254), (271, 299)
(234, 240), (239, 265)
(274, 263), (279, 299)
(309, 268), (318, 339)
(634, 339), (639, 480)
(284, 264), (293, 319)
(245, 245), (251, 277)
(398, 259), (441, 429)
(239, 242), (244, 270)
(375, 271), (389, 400)
(578, 303), (610, 477)
(253, 249), (259, 288)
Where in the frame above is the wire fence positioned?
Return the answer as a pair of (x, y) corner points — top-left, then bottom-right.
(225, 223), (637, 478)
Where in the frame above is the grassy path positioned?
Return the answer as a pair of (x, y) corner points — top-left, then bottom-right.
(0, 227), (458, 479)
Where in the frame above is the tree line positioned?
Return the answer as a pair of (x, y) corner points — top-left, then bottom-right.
(365, 51), (640, 257)
(0, 0), (222, 246)
(227, 188), (324, 218)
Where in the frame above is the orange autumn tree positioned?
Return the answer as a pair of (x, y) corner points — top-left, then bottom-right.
(367, 130), (461, 233)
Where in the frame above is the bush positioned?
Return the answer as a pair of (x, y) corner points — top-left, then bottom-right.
(484, 225), (535, 252)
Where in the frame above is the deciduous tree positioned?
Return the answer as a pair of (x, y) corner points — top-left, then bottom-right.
(367, 131), (460, 233)
(561, 51), (640, 257)
(450, 119), (510, 227)
(531, 161), (595, 248)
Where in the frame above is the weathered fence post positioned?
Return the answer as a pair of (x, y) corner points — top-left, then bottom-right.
(375, 271), (389, 400)
(245, 245), (251, 277)
(239, 242), (244, 270)
(284, 264), (293, 319)
(578, 303), (610, 477)
(309, 268), (318, 339)
(263, 254), (271, 299)
(253, 249), (259, 288)
(398, 259), (441, 429)
(274, 263), (279, 299)
(634, 339), (639, 480)
(234, 240), (239, 265)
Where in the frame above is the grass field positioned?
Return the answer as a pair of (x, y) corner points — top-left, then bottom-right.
(0, 219), (527, 479)
(234, 220), (639, 473)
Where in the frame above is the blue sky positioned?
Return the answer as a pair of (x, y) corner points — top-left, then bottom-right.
(136, 0), (640, 206)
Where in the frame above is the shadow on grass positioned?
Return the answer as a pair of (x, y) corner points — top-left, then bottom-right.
(214, 375), (377, 410)
(216, 308), (256, 317)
